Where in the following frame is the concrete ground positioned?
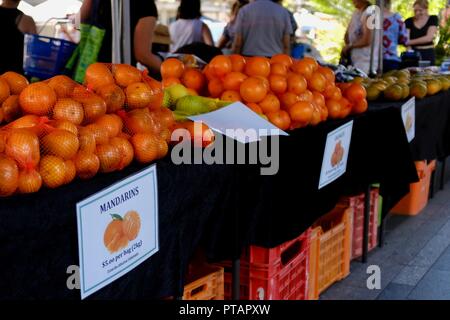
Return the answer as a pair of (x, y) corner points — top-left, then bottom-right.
(321, 158), (450, 300)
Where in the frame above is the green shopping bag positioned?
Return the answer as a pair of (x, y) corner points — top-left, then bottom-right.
(66, 23), (105, 83)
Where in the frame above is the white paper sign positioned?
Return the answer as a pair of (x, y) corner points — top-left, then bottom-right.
(188, 102), (289, 143)
(318, 121), (353, 189)
(401, 97), (415, 143)
(76, 165), (159, 299)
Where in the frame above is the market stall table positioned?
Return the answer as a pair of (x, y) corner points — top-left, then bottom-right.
(0, 107), (418, 300)
(368, 89), (450, 245)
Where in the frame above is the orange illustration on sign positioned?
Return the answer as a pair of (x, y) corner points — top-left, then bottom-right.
(103, 210), (141, 253)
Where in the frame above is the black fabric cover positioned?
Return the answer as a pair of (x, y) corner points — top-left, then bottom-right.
(369, 90), (450, 161)
(0, 106), (421, 299)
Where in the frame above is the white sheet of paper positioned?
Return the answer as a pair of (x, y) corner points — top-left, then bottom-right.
(318, 121), (353, 189)
(188, 102), (289, 144)
(401, 97), (415, 143)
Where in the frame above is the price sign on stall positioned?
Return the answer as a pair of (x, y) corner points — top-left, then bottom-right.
(401, 97), (415, 143)
(318, 121), (353, 189)
(76, 165), (159, 299)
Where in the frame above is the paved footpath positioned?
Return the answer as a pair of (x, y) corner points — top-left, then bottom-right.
(321, 158), (450, 300)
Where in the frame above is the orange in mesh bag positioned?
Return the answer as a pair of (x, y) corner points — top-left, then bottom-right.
(52, 98), (84, 125)
(1, 71), (29, 95)
(0, 78), (11, 105)
(74, 151), (100, 180)
(72, 85), (107, 124)
(41, 128), (80, 160)
(95, 114), (124, 139)
(0, 155), (19, 197)
(46, 75), (77, 99)
(131, 133), (161, 164)
(96, 84), (125, 113)
(17, 167), (42, 194)
(52, 119), (78, 135)
(117, 108), (161, 136)
(96, 143), (121, 173)
(4, 128), (40, 169)
(2, 95), (22, 124)
(78, 126), (98, 153)
(84, 123), (109, 145)
(19, 82), (57, 116)
(85, 63), (114, 91)
(110, 136), (134, 170)
(111, 64), (142, 88)
(39, 155), (67, 189)
(1, 127), (42, 195)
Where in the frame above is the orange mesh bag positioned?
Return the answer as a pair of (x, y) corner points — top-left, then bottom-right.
(84, 62), (162, 113)
(1, 127), (42, 194)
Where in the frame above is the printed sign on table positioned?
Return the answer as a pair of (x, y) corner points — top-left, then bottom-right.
(401, 97), (415, 143)
(318, 121), (354, 189)
(76, 165), (159, 299)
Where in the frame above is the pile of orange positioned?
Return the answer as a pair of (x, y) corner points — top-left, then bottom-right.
(161, 54), (368, 131)
(0, 64), (174, 197)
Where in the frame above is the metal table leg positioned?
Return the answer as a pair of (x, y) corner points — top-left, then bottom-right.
(378, 214), (386, 248)
(362, 185), (371, 263)
(430, 169), (436, 199)
(440, 158), (446, 190)
(232, 258), (240, 300)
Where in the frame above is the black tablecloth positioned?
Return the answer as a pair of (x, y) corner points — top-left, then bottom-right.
(203, 107), (418, 260)
(0, 107), (418, 299)
(0, 160), (238, 300)
(369, 90), (450, 161)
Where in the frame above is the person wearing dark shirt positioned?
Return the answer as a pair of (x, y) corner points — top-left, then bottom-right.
(80, 0), (162, 73)
(0, 0), (36, 74)
(405, 0), (439, 65)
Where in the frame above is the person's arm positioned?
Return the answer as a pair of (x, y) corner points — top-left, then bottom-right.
(201, 23), (214, 46)
(343, 14), (371, 54)
(217, 34), (230, 50)
(282, 34), (290, 55)
(406, 26), (437, 45)
(18, 15), (37, 34)
(398, 17), (408, 45)
(232, 33), (243, 54)
(79, 0), (92, 23)
(134, 16), (162, 72)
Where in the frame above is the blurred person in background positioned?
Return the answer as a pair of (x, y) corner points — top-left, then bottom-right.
(405, 0), (438, 65)
(80, 0), (162, 73)
(0, 0), (36, 74)
(382, 0), (408, 72)
(217, 0), (248, 54)
(169, 0), (214, 52)
(342, 0), (380, 75)
(232, 0), (292, 57)
(440, 0), (450, 27)
(273, 0), (298, 50)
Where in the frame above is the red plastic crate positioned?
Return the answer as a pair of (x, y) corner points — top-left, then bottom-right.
(339, 190), (379, 260)
(219, 229), (310, 300)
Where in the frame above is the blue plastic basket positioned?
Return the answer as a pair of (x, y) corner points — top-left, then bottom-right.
(291, 43), (305, 59)
(23, 33), (77, 80)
